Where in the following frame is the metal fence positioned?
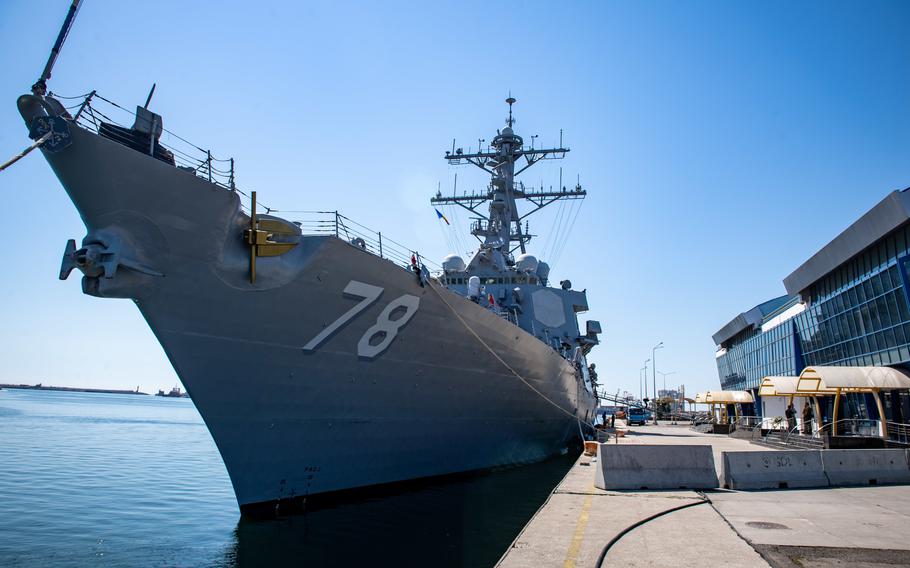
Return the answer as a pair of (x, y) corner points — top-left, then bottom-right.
(888, 421), (910, 446)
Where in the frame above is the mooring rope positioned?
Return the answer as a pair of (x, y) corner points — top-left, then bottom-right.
(0, 131), (53, 173)
(427, 279), (597, 432)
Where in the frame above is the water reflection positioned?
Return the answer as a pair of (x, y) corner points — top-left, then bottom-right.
(223, 454), (577, 567)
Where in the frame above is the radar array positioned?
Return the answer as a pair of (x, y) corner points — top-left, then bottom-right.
(431, 97), (586, 257)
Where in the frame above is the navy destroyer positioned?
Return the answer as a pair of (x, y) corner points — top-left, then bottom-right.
(11, 3), (600, 514)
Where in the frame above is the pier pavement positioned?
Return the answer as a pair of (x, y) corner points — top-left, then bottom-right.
(496, 422), (910, 568)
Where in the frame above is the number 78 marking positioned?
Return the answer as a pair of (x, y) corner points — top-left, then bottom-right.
(302, 280), (420, 359)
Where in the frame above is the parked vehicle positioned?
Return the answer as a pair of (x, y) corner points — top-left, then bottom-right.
(627, 408), (651, 426)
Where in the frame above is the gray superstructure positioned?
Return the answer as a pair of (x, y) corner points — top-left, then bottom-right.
(15, 88), (600, 514)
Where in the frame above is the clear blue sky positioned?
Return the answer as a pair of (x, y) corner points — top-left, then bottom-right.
(1, 0), (908, 396)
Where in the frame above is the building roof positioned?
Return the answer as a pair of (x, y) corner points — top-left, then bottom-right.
(712, 295), (791, 346)
(757, 376), (800, 396)
(784, 189), (910, 297)
(694, 390), (755, 404)
(796, 366), (910, 392)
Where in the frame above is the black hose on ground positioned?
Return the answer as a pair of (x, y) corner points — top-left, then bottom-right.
(594, 498), (709, 568)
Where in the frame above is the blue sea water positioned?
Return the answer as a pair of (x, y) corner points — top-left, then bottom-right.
(0, 389), (574, 567)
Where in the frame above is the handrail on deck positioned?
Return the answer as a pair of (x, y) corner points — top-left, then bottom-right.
(294, 211), (440, 273)
(53, 91), (442, 276)
(60, 90), (238, 192)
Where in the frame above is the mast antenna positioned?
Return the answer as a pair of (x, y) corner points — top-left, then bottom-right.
(32, 0), (83, 96)
(144, 83), (157, 109)
(432, 98), (584, 261)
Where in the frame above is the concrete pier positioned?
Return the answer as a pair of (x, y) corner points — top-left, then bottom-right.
(496, 422), (910, 568)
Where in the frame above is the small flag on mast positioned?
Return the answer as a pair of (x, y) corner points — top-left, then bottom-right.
(434, 208), (450, 225)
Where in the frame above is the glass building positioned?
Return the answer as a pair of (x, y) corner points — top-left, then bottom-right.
(713, 189), (910, 420)
(713, 296), (803, 392)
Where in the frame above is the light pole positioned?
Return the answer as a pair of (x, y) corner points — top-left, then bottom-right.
(652, 342), (664, 423)
(657, 370), (677, 418)
(657, 370), (677, 395)
(639, 367), (644, 401)
(642, 358), (650, 401)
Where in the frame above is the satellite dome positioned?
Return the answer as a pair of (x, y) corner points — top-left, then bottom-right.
(502, 127), (514, 136)
(515, 253), (539, 273)
(442, 254), (466, 273)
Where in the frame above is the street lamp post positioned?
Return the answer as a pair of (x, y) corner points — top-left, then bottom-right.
(652, 342), (664, 424)
(657, 370), (677, 395)
(639, 367), (645, 401)
(657, 370), (677, 420)
(642, 358), (650, 401)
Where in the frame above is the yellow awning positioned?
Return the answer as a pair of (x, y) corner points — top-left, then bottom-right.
(796, 366), (910, 394)
(757, 376), (800, 397)
(694, 390), (754, 404)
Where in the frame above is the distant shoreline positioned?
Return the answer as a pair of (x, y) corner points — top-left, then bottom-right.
(0, 384), (148, 396)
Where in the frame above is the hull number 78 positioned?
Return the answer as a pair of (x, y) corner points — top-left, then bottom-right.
(302, 280), (420, 359)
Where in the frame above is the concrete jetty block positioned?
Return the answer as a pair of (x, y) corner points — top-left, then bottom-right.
(822, 449), (910, 487)
(721, 450), (826, 490)
(595, 444), (718, 490)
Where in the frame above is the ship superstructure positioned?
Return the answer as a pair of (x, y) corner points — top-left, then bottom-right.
(434, 98), (600, 369)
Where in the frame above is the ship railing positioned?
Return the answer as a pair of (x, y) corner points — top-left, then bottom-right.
(485, 305), (516, 324)
(52, 90), (237, 192)
(51, 92), (442, 276)
(291, 210), (441, 274)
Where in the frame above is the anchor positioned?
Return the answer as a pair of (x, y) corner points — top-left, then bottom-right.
(243, 191), (298, 283)
(59, 237), (163, 281)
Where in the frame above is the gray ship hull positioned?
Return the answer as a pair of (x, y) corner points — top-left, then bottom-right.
(20, 101), (596, 511)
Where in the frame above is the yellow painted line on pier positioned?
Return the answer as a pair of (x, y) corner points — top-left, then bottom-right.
(562, 492), (594, 568)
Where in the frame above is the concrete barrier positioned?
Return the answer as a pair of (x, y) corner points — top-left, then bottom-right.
(595, 444), (718, 490)
(821, 449), (910, 486)
(721, 450), (826, 490)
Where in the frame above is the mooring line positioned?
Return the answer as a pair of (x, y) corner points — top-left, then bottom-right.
(428, 280), (597, 430)
(0, 131), (53, 173)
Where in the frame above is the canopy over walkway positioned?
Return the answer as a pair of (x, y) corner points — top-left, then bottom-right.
(757, 376), (800, 397)
(694, 390), (754, 404)
(694, 390), (754, 425)
(797, 366), (910, 394)
(793, 366), (910, 436)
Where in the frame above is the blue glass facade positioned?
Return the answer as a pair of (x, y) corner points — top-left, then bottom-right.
(716, 317), (800, 391)
(793, 225), (910, 369)
(714, 192), (910, 394)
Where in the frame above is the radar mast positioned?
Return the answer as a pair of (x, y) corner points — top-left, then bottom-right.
(432, 97), (585, 271)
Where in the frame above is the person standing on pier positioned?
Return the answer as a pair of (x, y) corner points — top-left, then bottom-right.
(802, 402), (814, 435)
(786, 403), (797, 433)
